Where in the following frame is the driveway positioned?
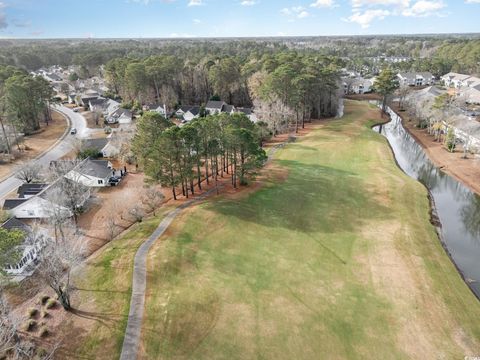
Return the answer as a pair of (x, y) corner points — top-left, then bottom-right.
(0, 105), (89, 201)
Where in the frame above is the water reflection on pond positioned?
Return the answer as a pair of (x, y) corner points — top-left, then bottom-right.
(374, 106), (480, 298)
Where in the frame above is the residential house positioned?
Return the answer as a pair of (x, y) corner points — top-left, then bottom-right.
(223, 104), (235, 115)
(0, 218), (49, 277)
(2, 178), (89, 219)
(397, 72), (434, 87)
(17, 183), (48, 199)
(144, 103), (167, 117)
(183, 106), (201, 122)
(65, 158), (113, 188)
(68, 93), (76, 104)
(441, 73), (475, 88)
(106, 107), (132, 125)
(81, 138), (109, 156)
(235, 107), (258, 123)
(343, 78), (373, 94)
(89, 98), (109, 112)
(206, 101), (227, 115)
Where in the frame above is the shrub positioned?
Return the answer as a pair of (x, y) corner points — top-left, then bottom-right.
(41, 310), (50, 318)
(78, 147), (102, 159)
(39, 326), (49, 338)
(45, 299), (57, 309)
(39, 295), (50, 305)
(23, 320), (37, 332)
(27, 308), (38, 318)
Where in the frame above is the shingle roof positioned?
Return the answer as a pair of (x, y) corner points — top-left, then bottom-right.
(2, 199), (29, 210)
(223, 105), (234, 113)
(206, 101), (226, 110)
(17, 183), (48, 198)
(1, 218), (30, 232)
(74, 159), (112, 179)
(82, 138), (108, 151)
(186, 106), (200, 116)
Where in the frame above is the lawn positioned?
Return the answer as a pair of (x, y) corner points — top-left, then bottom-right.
(59, 208), (172, 359)
(139, 101), (480, 359)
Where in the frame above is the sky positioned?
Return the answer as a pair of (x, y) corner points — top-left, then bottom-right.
(0, 0), (479, 39)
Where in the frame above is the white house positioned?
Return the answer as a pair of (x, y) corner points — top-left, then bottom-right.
(65, 158), (113, 188)
(1, 218), (49, 277)
(397, 72), (434, 87)
(106, 107), (132, 125)
(183, 106), (201, 122)
(206, 101), (227, 115)
(235, 108), (258, 123)
(144, 103), (167, 117)
(441, 73), (474, 88)
(343, 77), (373, 94)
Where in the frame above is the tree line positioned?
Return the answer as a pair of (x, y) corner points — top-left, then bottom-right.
(104, 51), (341, 135)
(133, 112), (267, 199)
(0, 65), (55, 154)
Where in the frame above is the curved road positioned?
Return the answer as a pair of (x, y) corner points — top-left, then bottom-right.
(0, 105), (89, 201)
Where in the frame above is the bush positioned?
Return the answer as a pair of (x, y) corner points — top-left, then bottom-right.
(27, 308), (38, 318)
(41, 310), (50, 318)
(23, 320), (37, 332)
(39, 295), (50, 305)
(78, 147), (102, 159)
(39, 326), (49, 338)
(45, 299), (57, 309)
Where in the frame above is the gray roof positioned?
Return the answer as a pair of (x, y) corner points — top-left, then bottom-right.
(236, 107), (253, 115)
(82, 138), (108, 151)
(17, 183), (48, 198)
(2, 199), (28, 210)
(206, 101), (226, 110)
(74, 159), (112, 179)
(1, 218), (30, 232)
(186, 106), (200, 116)
(223, 105), (234, 113)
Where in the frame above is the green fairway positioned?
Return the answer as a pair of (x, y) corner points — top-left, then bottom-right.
(139, 101), (480, 359)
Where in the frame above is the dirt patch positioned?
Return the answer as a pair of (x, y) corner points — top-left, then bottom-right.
(0, 111), (68, 181)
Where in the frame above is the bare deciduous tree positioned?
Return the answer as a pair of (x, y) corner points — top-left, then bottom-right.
(0, 288), (34, 359)
(142, 186), (164, 216)
(127, 205), (145, 223)
(15, 162), (44, 184)
(36, 221), (85, 311)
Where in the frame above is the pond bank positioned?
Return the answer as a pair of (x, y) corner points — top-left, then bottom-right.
(374, 105), (480, 299)
(390, 103), (480, 197)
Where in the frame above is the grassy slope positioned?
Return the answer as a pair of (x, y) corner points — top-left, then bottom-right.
(66, 209), (172, 359)
(139, 101), (480, 359)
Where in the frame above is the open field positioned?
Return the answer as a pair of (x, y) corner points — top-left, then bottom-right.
(138, 101), (480, 359)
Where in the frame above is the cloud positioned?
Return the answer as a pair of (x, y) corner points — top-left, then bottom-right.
(281, 6), (310, 19)
(310, 0), (336, 8)
(351, 0), (409, 8)
(241, 0), (256, 5)
(465, 0), (480, 3)
(402, 0), (445, 16)
(188, 0), (203, 6)
(345, 9), (390, 28)
(193, 18), (201, 24)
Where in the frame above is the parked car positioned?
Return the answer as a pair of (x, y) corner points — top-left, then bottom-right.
(70, 128), (77, 135)
(73, 107), (80, 112)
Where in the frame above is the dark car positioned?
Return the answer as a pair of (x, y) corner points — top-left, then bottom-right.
(70, 128), (77, 135)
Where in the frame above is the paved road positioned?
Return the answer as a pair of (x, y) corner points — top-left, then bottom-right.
(0, 105), (88, 201)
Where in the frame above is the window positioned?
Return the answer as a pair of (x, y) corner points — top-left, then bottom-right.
(98, 179), (104, 185)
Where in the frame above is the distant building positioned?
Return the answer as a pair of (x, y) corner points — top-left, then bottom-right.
(206, 101), (227, 115)
(397, 72), (434, 87)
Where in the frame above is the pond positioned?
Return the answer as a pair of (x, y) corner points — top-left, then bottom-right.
(374, 105), (480, 299)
